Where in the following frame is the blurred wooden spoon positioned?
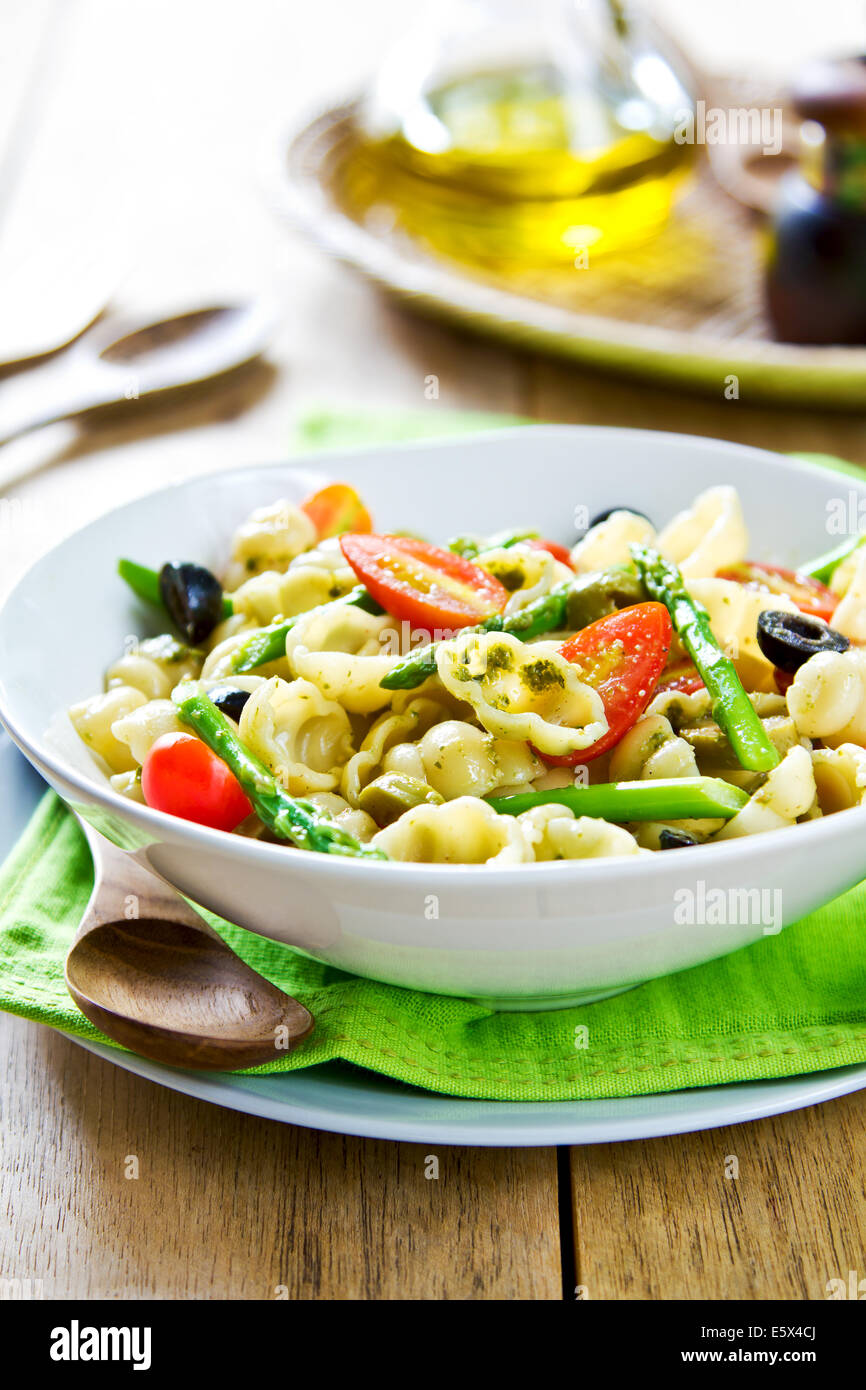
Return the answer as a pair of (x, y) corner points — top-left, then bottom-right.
(65, 815), (313, 1071)
(0, 299), (277, 449)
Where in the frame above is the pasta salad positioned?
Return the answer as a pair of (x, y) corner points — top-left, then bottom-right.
(68, 480), (866, 865)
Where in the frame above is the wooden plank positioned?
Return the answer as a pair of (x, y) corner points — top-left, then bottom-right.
(0, 1015), (562, 1299)
(568, 1089), (866, 1300)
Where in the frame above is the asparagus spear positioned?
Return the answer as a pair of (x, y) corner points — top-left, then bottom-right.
(631, 544), (780, 773)
(173, 684), (387, 859)
(447, 528), (540, 559)
(379, 582), (574, 691)
(119, 559), (233, 619)
(799, 533), (866, 584)
(228, 584), (383, 674)
(487, 778), (748, 821)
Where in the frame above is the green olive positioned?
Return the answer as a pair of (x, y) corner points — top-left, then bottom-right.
(358, 773), (444, 827)
(680, 714), (801, 769)
(564, 569), (647, 630)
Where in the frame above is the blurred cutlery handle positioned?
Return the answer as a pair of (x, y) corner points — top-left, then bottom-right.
(0, 357), (114, 447)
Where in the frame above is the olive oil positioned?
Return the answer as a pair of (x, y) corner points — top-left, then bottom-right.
(350, 66), (692, 270)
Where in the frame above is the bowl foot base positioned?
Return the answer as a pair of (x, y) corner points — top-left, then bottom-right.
(469, 983), (638, 1012)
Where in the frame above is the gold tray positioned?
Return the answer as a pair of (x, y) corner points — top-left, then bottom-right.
(267, 100), (866, 408)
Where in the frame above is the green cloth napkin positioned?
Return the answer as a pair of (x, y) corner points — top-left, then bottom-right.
(1, 410), (865, 1103)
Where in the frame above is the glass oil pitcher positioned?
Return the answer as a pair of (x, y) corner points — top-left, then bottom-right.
(353, 0), (695, 269)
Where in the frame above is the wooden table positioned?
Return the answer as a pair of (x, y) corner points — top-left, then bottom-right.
(1, 1), (865, 1300)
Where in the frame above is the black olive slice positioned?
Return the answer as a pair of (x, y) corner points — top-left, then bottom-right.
(588, 506), (654, 530)
(659, 827), (699, 850)
(756, 609), (849, 672)
(159, 562), (224, 644)
(210, 687), (251, 722)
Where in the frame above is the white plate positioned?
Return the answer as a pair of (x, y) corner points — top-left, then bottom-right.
(3, 735), (865, 1145)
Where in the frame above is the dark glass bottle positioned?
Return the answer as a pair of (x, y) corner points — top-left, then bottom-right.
(766, 57), (866, 345)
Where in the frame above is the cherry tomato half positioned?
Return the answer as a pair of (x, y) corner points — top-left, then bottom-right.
(656, 659), (706, 697)
(717, 561), (837, 623)
(300, 483), (373, 539)
(543, 602), (673, 765)
(525, 537), (575, 570)
(142, 732), (252, 831)
(340, 533), (508, 634)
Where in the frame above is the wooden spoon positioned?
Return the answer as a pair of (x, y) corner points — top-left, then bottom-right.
(0, 299), (276, 449)
(65, 817), (313, 1071)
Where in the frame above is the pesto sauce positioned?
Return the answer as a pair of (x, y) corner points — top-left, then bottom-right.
(520, 658), (565, 693)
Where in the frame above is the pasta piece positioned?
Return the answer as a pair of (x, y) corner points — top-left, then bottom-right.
(379, 741), (426, 782)
(476, 544), (571, 615)
(786, 647), (866, 747)
(202, 612), (258, 654)
(304, 792), (378, 843)
(227, 567), (339, 626)
(69, 685), (148, 774)
(827, 547), (866, 642)
(223, 498), (317, 588)
(238, 676), (354, 795)
(570, 510), (655, 573)
(530, 765), (578, 792)
(389, 677), (475, 721)
(713, 745), (816, 839)
(112, 699), (186, 765)
(228, 539), (357, 625)
(829, 546), (861, 597)
(811, 743), (866, 814)
(657, 486), (747, 578)
(105, 635), (201, 700)
(518, 805), (645, 860)
(393, 720), (542, 801)
(371, 796), (531, 864)
(285, 605), (402, 714)
(686, 578), (798, 692)
(648, 686), (713, 728)
(109, 770), (146, 803)
(435, 632), (607, 757)
(341, 697), (450, 804)
(608, 713), (700, 781)
(290, 535), (356, 582)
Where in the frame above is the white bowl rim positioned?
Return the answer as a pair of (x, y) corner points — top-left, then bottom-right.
(2, 422), (866, 888)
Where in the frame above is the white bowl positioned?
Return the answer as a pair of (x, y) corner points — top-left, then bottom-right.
(2, 426), (866, 1010)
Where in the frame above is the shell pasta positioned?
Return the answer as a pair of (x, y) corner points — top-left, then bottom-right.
(68, 482), (866, 864)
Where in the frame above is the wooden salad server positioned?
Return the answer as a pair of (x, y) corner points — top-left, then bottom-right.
(64, 815), (313, 1071)
(0, 299), (277, 450)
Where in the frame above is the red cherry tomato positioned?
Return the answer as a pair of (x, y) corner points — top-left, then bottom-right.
(543, 602), (673, 765)
(717, 561), (837, 623)
(300, 483), (373, 538)
(340, 533), (508, 635)
(525, 537), (575, 570)
(142, 732), (252, 831)
(656, 660), (706, 697)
